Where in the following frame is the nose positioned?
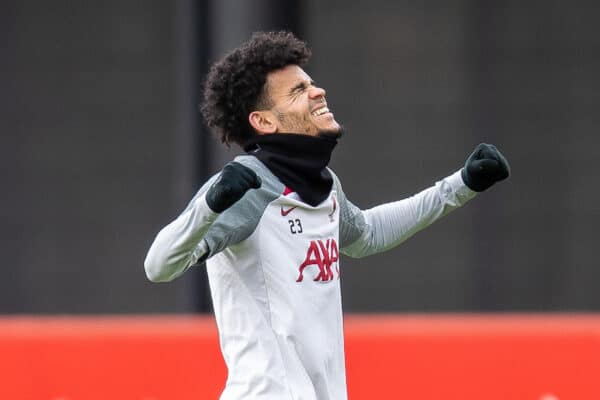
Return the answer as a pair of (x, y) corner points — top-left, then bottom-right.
(308, 85), (326, 99)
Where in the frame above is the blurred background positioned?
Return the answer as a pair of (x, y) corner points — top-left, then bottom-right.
(3, 0), (600, 315)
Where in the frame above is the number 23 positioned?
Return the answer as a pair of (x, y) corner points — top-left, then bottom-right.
(289, 219), (303, 234)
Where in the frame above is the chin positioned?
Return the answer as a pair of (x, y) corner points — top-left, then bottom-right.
(318, 125), (344, 139)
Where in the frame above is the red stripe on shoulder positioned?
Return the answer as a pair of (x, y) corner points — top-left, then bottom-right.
(283, 186), (294, 196)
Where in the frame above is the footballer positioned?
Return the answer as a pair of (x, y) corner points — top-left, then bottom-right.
(145, 31), (509, 400)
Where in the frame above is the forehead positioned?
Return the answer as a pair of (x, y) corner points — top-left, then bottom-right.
(266, 65), (311, 93)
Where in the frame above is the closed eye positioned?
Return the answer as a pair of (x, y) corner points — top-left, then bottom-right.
(290, 82), (306, 95)
(289, 80), (316, 96)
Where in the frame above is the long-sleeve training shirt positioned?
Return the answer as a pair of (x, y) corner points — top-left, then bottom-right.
(144, 154), (476, 400)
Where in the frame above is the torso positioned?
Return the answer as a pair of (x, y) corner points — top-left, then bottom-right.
(206, 182), (347, 400)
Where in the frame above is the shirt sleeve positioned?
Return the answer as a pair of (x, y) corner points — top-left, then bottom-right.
(144, 175), (219, 282)
(144, 156), (282, 282)
(335, 170), (477, 258)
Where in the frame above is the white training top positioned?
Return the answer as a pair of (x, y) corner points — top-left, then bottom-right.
(144, 155), (476, 400)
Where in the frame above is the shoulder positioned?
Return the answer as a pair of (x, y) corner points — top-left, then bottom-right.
(326, 167), (343, 192)
(234, 154), (286, 194)
(202, 156), (285, 256)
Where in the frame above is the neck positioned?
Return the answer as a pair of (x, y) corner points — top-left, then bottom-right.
(244, 133), (338, 206)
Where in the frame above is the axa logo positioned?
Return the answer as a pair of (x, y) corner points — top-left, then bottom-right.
(296, 238), (339, 282)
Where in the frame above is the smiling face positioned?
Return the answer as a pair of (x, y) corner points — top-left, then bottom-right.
(248, 65), (342, 137)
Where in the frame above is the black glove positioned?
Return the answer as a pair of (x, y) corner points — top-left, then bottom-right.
(461, 143), (510, 192)
(206, 162), (262, 213)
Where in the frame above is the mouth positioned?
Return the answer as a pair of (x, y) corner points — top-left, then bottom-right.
(311, 105), (331, 117)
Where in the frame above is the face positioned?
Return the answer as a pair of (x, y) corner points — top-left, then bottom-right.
(263, 65), (341, 136)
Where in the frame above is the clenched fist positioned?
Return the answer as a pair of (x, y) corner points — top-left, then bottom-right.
(461, 143), (510, 192)
(206, 162), (262, 213)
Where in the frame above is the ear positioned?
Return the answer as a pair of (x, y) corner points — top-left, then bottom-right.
(249, 111), (277, 135)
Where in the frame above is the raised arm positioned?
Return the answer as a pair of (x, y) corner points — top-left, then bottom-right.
(144, 162), (261, 282)
(339, 143), (509, 258)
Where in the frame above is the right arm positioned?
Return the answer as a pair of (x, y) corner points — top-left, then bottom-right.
(144, 162), (261, 282)
(144, 193), (217, 282)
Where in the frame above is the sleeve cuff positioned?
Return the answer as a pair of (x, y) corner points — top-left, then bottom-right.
(447, 169), (477, 202)
(196, 193), (220, 221)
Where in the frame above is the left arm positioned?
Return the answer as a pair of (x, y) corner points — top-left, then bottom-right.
(338, 170), (475, 258)
(338, 143), (510, 258)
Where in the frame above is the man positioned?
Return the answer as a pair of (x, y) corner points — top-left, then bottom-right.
(144, 31), (509, 400)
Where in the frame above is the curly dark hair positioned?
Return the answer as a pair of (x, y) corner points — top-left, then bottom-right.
(201, 31), (311, 146)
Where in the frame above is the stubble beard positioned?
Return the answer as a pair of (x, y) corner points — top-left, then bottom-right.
(318, 125), (344, 139)
(276, 111), (344, 138)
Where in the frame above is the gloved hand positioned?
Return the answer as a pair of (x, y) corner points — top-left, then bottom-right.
(206, 162), (262, 213)
(461, 143), (510, 192)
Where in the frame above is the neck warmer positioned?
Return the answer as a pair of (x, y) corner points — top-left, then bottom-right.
(243, 133), (338, 206)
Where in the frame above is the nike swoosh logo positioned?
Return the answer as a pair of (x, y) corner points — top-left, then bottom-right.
(281, 206), (298, 216)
